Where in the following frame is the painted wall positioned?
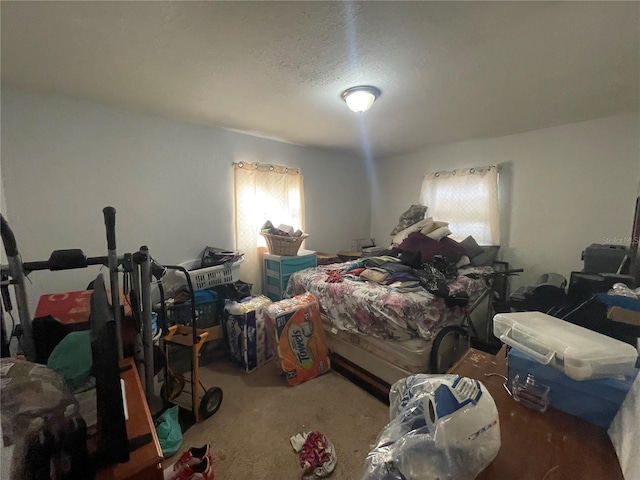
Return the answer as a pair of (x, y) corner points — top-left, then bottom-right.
(1, 89), (371, 303)
(3, 88), (638, 310)
(371, 112), (640, 288)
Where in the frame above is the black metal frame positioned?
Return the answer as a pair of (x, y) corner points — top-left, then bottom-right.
(0, 208), (158, 405)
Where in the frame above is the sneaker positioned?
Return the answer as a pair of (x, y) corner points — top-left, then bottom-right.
(174, 455), (213, 480)
(164, 445), (212, 480)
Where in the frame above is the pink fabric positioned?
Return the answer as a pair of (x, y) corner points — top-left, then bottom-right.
(300, 431), (331, 474)
(325, 269), (344, 283)
(348, 267), (366, 276)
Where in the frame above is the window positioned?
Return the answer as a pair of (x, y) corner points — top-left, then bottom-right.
(234, 162), (304, 293)
(419, 166), (500, 245)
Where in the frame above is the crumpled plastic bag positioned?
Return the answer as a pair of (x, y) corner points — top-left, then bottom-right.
(155, 405), (183, 457)
(290, 431), (337, 479)
(362, 374), (501, 480)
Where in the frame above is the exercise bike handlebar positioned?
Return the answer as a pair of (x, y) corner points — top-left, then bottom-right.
(1, 209), (116, 273)
(0, 215), (18, 257)
(103, 206), (117, 251)
(466, 268), (523, 280)
(492, 268), (523, 276)
(20, 255), (108, 273)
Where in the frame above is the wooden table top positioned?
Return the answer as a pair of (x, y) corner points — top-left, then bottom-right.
(450, 348), (623, 480)
(96, 358), (163, 480)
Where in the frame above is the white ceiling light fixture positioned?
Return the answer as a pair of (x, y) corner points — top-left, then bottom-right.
(342, 85), (381, 113)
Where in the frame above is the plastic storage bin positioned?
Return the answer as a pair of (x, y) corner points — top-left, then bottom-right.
(493, 311), (638, 381)
(263, 250), (317, 301)
(166, 290), (220, 328)
(175, 258), (243, 290)
(508, 347), (638, 428)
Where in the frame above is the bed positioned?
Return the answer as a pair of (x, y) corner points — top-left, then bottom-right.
(285, 260), (492, 385)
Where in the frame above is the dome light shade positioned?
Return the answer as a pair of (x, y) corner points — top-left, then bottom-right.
(342, 86), (381, 113)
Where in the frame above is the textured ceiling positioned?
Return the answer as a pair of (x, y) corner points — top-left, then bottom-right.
(2, 2), (639, 158)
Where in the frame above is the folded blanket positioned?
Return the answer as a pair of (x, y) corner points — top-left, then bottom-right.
(360, 268), (390, 284)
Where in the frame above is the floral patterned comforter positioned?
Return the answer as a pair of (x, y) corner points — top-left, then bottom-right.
(285, 261), (492, 342)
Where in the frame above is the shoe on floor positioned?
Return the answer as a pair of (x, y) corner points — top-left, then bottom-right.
(173, 455), (213, 480)
(164, 445), (212, 480)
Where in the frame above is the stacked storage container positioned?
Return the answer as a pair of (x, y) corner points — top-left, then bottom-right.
(494, 312), (639, 428)
(165, 289), (223, 367)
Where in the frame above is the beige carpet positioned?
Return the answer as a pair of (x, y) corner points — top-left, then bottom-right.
(164, 360), (389, 480)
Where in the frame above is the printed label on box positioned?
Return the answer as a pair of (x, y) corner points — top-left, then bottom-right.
(264, 293), (330, 386)
(223, 296), (273, 373)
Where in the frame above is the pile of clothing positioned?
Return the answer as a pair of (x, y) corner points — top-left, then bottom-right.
(389, 204), (500, 268)
(324, 204), (499, 297)
(336, 251), (457, 297)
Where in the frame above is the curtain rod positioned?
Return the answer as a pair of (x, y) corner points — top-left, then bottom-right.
(233, 161), (300, 174)
(428, 164), (497, 177)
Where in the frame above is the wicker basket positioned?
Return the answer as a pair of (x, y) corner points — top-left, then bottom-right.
(261, 232), (308, 256)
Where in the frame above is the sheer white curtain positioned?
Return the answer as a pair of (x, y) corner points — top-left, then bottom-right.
(420, 166), (500, 245)
(234, 162), (304, 294)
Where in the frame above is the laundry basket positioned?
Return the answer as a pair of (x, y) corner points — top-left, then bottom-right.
(261, 233), (308, 256)
(165, 258), (243, 291)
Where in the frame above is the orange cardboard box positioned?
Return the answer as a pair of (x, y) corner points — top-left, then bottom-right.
(608, 306), (640, 327)
(263, 292), (330, 386)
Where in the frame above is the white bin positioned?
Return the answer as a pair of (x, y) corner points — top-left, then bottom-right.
(493, 311), (638, 381)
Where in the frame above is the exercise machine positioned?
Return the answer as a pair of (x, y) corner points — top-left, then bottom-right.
(0, 208), (157, 404)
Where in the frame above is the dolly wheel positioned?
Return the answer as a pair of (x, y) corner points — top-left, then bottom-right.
(200, 387), (223, 419)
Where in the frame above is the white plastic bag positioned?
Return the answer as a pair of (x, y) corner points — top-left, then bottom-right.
(362, 374), (501, 480)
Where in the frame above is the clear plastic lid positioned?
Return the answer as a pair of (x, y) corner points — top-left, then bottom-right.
(494, 311), (638, 381)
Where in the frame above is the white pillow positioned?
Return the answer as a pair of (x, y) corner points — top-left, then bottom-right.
(426, 226), (452, 241)
(456, 255), (471, 268)
(420, 220), (449, 236)
(391, 217), (433, 245)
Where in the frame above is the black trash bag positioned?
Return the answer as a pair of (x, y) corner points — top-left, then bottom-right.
(200, 247), (239, 268)
(385, 248), (423, 269)
(430, 255), (458, 282)
(414, 266), (450, 298)
(212, 281), (253, 302)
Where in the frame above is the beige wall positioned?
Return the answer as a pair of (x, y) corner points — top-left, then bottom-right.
(372, 112), (640, 288)
(2, 87), (639, 303)
(1, 89), (371, 305)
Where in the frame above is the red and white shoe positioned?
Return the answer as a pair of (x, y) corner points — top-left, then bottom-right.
(174, 455), (213, 480)
(164, 445), (212, 480)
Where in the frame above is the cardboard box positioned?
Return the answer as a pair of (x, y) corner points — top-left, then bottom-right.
(223, 296), (273, 373)
(508, 347), (638, 428)
(263, 292), (330, 386)
(608, 306), (640, 327)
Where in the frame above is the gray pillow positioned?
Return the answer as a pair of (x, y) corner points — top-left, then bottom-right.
(460, 236), (484, 259)
(390, 205), (428, 235)
(470, 246), (500, 266)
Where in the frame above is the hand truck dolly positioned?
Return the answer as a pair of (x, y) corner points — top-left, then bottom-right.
(158, 259), (242, 423)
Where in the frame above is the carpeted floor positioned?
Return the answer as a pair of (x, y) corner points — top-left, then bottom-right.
(164, 359), (389, 479)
